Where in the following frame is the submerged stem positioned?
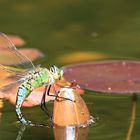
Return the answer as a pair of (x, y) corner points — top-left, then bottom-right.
(126, 94), (137, 140)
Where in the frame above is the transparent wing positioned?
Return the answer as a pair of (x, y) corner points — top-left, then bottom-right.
(0, 81), (22, 94)
(0, 64), (28, 79)
(0, 65), (27, 93)
(0, 32), (35, 70)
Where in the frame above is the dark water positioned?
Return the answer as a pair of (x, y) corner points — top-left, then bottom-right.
(0, 0), (140, 140)
(0, 93), (140, 140)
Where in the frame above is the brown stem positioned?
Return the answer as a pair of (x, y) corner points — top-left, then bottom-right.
(126, 94), (137, 140)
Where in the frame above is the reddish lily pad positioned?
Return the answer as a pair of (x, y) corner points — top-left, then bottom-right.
(64, 60), (140, 94)
(7, 35), (25, 46)
(19, 48), (44, 62)
(0, 35), (25, 46)
(0, 48), (43, 65)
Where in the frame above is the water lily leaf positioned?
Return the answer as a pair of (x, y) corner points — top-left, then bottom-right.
(19, 48), (44, 62)
(7, 35), (25, 46)
(64, 60), (140, 94)
(0, 35), (25, 46)
(0, 48), (43, 65)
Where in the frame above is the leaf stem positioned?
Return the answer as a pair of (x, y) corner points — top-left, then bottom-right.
(126, 94), (137, 140)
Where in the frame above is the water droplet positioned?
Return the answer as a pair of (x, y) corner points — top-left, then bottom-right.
(122, 61), (126, 66)
(108, 87), (112, 91)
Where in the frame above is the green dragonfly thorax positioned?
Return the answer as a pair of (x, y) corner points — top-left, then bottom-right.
(19, 65), (64, 96)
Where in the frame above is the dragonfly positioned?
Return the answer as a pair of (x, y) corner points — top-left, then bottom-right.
(0, 33), (73, 127)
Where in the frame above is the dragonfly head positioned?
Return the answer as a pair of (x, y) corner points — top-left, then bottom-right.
(50, 65), (64, 80)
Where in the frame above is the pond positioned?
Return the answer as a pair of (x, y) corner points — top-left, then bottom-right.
(1, 93), (140, 140)
(0, 0), (140, 140)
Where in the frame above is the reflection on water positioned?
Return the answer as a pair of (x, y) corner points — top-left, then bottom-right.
(16, 125), (26, 140)
(16, 125), (89, 140)
(54, 126), (89, 140)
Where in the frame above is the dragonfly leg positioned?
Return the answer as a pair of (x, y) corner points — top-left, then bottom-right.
(16, 125), (26, 140)
(47, 85), (75, 102)
(40, 85), (52, 119)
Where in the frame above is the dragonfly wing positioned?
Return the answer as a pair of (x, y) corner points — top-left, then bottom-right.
(0, 64), (27, 78)
(0, 65), (27, 94)
(0, 80), (23, 94)
(0, 33), (35, 70)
